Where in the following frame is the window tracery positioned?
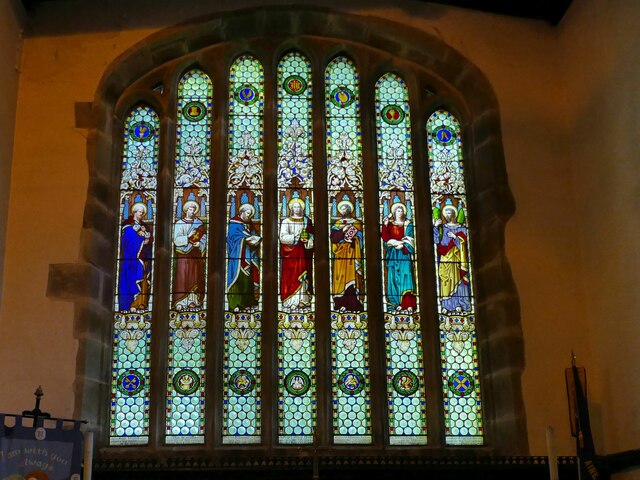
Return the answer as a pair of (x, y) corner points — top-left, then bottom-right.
(91, 14), (524, 454)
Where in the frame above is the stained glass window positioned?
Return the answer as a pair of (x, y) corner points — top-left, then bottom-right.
(277, 52), (316, 444)
(165, 69), (212, 445)
(326, 56), (371, 444)
(223, 55), (264, 444)
(108, 47), (493, 454)
(111, 104), (159, 446)
(375, 73), (428, 445)
(427, 109), (484, 445)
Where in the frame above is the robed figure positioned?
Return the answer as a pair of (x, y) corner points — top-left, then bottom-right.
(279, 198), (314, 312)
(381, 203), (417, 312)
(433, 204), (471, 312)
(172, 200), (207, 311)
(330, 200), (364, 312)
(226, 203), (261, 311)
(118, 203), (153, 312)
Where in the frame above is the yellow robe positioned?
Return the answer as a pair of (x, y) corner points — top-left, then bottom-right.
(331, 219), (364, 298)
(438, 233), (468, 298)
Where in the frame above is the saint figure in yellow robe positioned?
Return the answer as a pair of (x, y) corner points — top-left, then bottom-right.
(330, 200), (364, 312)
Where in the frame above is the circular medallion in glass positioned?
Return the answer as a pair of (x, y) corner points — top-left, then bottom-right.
(447, 370), (475, 397)
(434, 126), (457, 145)
(392, 369), (420, 396)
(283, 75), (307, 95)
(284, 369), (311, 396)
(129, 122), (154, 142)
(337, 368), (365, 395)
(330, 87), (355, 108)
(182, 101), (207, 122)
(173, 368), (200, 395)
(235, 84), (259, 105)
(381, 105), (405, 125)
(117, 369), (145, 396)
(229, 369), (256, 395)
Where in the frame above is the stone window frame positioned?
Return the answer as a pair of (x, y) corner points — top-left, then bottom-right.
(48, 6), (527, 458)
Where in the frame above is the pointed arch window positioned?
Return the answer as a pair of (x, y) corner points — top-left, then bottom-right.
(166, 69), (213, 445)
(106, 43), (491, 453)
(111, 105), (160, 446)
(375, 72), (428, 445)
(223, 55), (265, 444)
(277, 51), (317, 444)
(428, 110), (483, 445)
(326, 55), (372, 444)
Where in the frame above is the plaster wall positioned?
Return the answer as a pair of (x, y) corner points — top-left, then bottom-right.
(0, 0), (25, 305)
(0, 0), (614, 457)
(558, 0), (640, 459)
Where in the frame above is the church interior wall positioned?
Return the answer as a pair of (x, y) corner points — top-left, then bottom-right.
(0, 0), (25, 305)
(557, 0), (640, 461)
(0, 0), (635, 461)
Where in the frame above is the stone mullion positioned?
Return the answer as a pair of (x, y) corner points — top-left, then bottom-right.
(150, 75), (176, 451)
(82, 10), (526, 455)
(358, 50), (387, 448)
(310, 45), (331, 448)
(198, 45), (230, 448)
(410, 74), (445, 448)
(261, 48), (278, 447)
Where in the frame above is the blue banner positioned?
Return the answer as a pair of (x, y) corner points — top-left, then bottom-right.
(0, 414), (83, 480)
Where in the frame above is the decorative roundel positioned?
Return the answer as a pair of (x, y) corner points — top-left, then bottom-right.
(117, 369), (144, 396)
(381, 105), (405, 125)
(173, 369), (200, 396)
(447, 370), (475, 397)
(392, 369), (420, 397)
(235, 84), (258, 105)
(229, 369), (256, 396)
(283, 75), (307, 95)
(182, 101), (206, 122)
(434, 126), (457, 145)
(284, 369), (311, 396)
(337, 369), (365, 395)
(129, 122), (154, 142)
(330, 86), (355, 108)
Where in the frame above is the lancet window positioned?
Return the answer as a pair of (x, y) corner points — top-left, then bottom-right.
(109, 48), (484, 449)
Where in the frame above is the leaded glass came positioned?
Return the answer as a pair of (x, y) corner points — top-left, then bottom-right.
(277, 51), (317, 444)
(326, 56), (372, 444)
(108, 51), (488, 452)
(166, 69), (213, 445)
(223, 55), (265, 444)
(427, 110), (484, 445)
(111, 104), (159, 446)
(375, 73), (428, 445)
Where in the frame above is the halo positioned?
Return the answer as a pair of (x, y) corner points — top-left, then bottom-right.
(442, 205), (458, 217)
(239, 203), (255, 216)
(288, 197), (305, 210)
(131, 202), (147, 215)
(390, 202), (406, 216)
(182, 200), (200, 214)
(337, 200), (354, 214)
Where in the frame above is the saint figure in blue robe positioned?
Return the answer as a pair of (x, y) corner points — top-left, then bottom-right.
(226, 203), (261, 311)
(118, 203), (153, 312)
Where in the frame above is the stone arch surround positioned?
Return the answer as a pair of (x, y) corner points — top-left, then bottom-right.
(47, 5), (527, 456)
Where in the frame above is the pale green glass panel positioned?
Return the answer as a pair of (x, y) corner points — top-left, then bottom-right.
(427, 109), (483, 445)
(111, 104), (160, 446)
(376, 73), (427, 443)
(277, 51), (317, 444)
(326, 56), (371, 443)
(223, 55), (264, 444)
(165, 69), (212, 445)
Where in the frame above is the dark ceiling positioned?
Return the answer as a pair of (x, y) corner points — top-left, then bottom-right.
(426, 0), (573, 25)
(20, 0), (574, 26)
